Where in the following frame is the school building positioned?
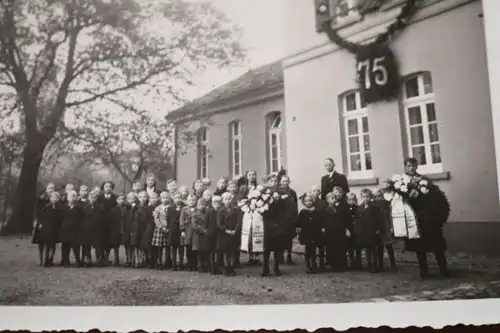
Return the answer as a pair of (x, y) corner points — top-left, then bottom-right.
(167, 0), (500, 255)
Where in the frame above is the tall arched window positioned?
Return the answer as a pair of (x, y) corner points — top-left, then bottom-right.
(402, 72), (442, 173)
(197, 127), (208, 178)
(267, 112), (284, 173)
(229, 120), (242, 177)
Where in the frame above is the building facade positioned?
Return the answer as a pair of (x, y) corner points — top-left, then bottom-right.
(283, 0), (500, 254)
(168, 62), (287, 188)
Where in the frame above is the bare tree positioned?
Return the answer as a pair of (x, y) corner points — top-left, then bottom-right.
(0, 0), (245, 233)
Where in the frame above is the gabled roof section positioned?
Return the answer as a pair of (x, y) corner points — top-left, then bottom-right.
(167, 60), (283, 121)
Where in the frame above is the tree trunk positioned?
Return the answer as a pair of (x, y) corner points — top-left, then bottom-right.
(2, 139), (45, 235)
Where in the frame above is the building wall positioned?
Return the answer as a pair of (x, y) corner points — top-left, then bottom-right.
(175, 96), (286, 189)
(283, 0), (500, 226)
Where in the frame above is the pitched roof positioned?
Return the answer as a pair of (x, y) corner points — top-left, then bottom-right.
(167, 60), (283, 121)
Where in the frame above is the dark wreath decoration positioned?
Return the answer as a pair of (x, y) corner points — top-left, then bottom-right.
(320, 0), (419, 104)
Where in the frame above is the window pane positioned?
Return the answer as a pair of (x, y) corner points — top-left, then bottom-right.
(272, 146), (278, 159)
(345, 93), (357, 111)
(235, 164), (240, 176)
(362, 116), (369, 133)
(431, 144), (442, 164)
(405, 76), (419, 98)
(412, 146), (427, 165)
(234, 139), (239, 150)
(360, 94), (367, 108)
(426, 103), (436, 122)
(271, 133), (277, 146)
(363, 134), (370, 151)
(423, 72), (433, 94)
(410, 126), (424, 145)
(365, 153), (372, 170)
(272, 159), (278, 173)
(350, 154), (361, 171)
(349, 136), (360, 153)
(428, 123), (439, 143)
(337, 1), (349, 17)
(408, 106), (422, 125)
(233, 122), (239, 136)
(235, 152), (240, 164)
(271, 115), (281, 129)
(347, 119), (358, 135)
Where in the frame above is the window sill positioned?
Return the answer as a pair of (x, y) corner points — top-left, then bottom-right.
(425, 171), (451, 181)
(348, 177), (379, 187)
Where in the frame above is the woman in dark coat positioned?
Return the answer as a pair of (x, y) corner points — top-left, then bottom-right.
(79, 192), (103, 267)
(167, 192), (184, 271)
(191, 198), (209, 272)
(109, 193), (127, 266)
(38, 192), (63, 267)
(96, 181), (117, 266)
(59, 190), (83, 267)
(33, 182), (56, 266)
(217, 193), (242, 276)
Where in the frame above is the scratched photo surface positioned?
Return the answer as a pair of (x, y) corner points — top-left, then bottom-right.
(1, 0), (500, 308)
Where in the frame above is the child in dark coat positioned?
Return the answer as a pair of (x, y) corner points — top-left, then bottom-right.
(33, 182), (55, 266)
(97, 181), (117, 266)
(39, 192), (63, 267)
(133, 191), (148, 268)
(109, 193), (127, 266)
(191, 198), (209, 272)
(59, 190), (83, 267)
(355, 189), (384, 273)
(324, 188), (350, 272)
(142, 191), (160, 268)
(296, 192), (323, 273)
(374, 190), (397, 271)
(346, 192), (358, 269)
(279, 174), (299, 265)
(213, 177), (228, 196)
(152, 192), (170, 270)
(217, 192), (241, 276)
(206, 195), (222, 274)
(79, 191), (103, 267)
(122, 192), (138, 267)
(167, 192), (184, 271)
(311, 184), (328, 271)
(180, 194), (197, 271)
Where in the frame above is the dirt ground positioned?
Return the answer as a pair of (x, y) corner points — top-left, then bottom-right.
(0, 236), (499, 305)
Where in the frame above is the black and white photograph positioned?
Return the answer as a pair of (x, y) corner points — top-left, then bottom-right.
(1, 0), (500, 330)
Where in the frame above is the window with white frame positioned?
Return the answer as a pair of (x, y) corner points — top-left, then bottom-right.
(403, 72), (442, 174)
(331, 0), (359, 24)
(198, 127), (208, 178)
(268, 112), (284, 173)
(230, 121), (242, 177)
(341, 90), (373, 178)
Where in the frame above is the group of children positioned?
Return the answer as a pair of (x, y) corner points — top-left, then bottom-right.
(32, 168), (398, 277)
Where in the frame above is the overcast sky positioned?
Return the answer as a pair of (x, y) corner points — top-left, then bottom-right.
(190, 0), (286, 98)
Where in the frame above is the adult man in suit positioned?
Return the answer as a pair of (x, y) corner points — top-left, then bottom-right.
(321, 158), (349, 199)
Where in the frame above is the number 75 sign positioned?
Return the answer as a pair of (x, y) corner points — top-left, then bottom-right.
(355, 44), (400, 104)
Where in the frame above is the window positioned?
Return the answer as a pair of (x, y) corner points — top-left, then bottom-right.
(197, 127), (208, 178)
(341, 90), (373, 178)
(403, 72), (442, 174)
(268, 112), (284, 173)
(331, 0), (359, 24)
(230, 121), (242, 177)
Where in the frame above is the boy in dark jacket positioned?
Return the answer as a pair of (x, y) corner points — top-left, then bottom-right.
(39, 191), (63, 267)
(217, 192), (241, 276)
(59, 190), (83, 267)
(206, 195), (222, 274)
(324, 188), (350, 272)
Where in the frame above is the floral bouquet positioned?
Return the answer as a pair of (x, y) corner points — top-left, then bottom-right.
(237, 185), (288, 214)
(381, 174), (431, 202)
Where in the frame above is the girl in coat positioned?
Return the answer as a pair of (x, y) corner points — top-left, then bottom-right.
(122, 192), (138, 267)
(59, 190), (83, 267)
(374, 190), (397, 271)
(191, 198), (209, 272)
(217, 192), (241, 276)
(167, 192), (184, 271)
(355, 189), (384, 273)
(296, 192), (323, 274)
(97, 181), (117, 266)
(133, 191), (148, 267)
(346, 192), (358, 269)
(180, 194), (197, 271)
(192, 179), (205, 199)
(60, 183), (75, 205)
(179, 185), (189, 203)
(324, 188), (350, 272)
(311, 184), (328, 271)
(244, 169), (258, 191)
(152, 192), (169, 270)
(79, 191), (102, 267)
(39, 191), (63, 267)
(166, 179), (178, 195)
(207, 195), (222, 274)
(213, 177), (228, 196)
(132, 181), (142, 196)
(142, 191), (160, 268)
(278, 173), (299, 265)
(33, 182), (55, 266)
(109, 193), (127, 266)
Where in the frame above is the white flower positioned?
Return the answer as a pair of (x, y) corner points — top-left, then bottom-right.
(394, 181), (402, 190)
(268, 197), (274, 204)
(261, 194), (270, 201)
(241, 205), (250, 213)
(272, 192), (280, 200)
(391, 174), (402, 182)
(420, 186), (429, 194)
(257, 206), (267, 213)
(419, 180), (428, 186)
(281, 194), (289, 199)
(251, 199), (257, 206)
(402, 174), (412, 184)
(261, 203), (269, 211)
(265, 188), (271, 194)
(383, 192), (394, 202)
(249, 190), (261, 199)
(400, 185), (408, 193)
(256, 199), (264, 207)
(257, 185), (265, 192)
(237, 200), (246, 207)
